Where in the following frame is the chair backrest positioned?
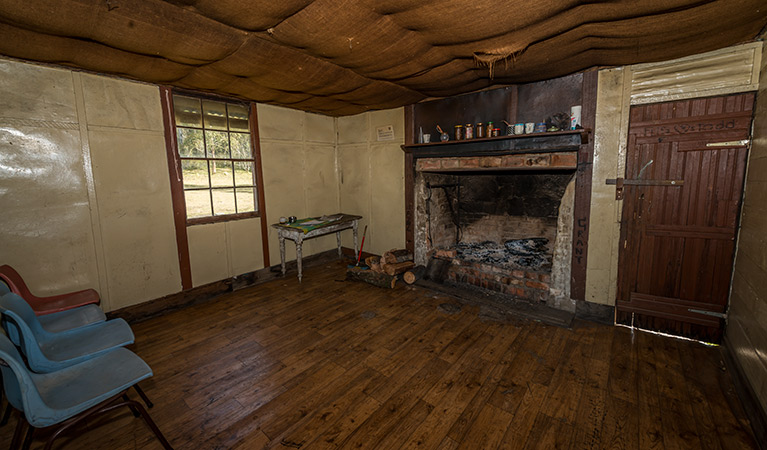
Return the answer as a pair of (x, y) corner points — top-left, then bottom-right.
(0, 291), (50, 353)
(0, 278), (10, 295)
(0, 265), (33, 300)
(0, 332), (44, 415)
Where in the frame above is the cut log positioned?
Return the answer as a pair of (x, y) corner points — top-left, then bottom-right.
(403, 265), (427, 285)
(383, 249), (413, 264)
(346, 266), (396, 289)
(365, 256), (380, 267)
(383, 260), (415, 276)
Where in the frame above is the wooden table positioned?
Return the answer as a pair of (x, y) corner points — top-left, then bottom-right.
(272, 214), (362, 282)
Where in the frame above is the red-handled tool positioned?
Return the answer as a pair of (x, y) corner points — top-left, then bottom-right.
(356, 225), (368, 266)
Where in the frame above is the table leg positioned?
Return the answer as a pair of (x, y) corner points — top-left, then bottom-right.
(279, 236), (286, 276)
(353, 221), (359, 261)
(296, 237), (303, 283)
(336, 231), (342, 257)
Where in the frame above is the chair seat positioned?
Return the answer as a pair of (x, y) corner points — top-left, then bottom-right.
(38, 318), (134, 367)
(37, 304), (106, 333)
(27, 347), (153, 427)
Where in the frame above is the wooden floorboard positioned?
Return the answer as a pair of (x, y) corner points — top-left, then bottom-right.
(1, 259), (758, 449)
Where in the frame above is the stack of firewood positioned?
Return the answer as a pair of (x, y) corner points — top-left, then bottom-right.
(346, 248), (427, 289)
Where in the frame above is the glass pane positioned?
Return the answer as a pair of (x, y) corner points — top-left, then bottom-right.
(228, 104), (249, 132)
(176, 128), (204, 157)
(230, 132), (251, 159)
(212, 189), (236, 216)
(181, 160), (210, 189)
(184, 189), (212, 218)
(173, 96), (202, 127)
(234, 162), (254, 186)
(205, 130), (230, 158)
(210, 161), (234, 187)
(202, 100), (228, 130)
(236, 188), (256, 213)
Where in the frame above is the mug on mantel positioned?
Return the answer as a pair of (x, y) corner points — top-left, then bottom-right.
(524, 122), (535, 134)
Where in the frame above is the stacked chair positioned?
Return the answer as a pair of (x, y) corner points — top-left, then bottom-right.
(0, 266), (173, 449)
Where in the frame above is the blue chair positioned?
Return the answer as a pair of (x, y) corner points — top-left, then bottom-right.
(0, 333), (172, 449)
(0, 292), (134, 373)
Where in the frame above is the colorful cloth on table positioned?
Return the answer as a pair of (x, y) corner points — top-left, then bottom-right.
(281, 214), (344, 233)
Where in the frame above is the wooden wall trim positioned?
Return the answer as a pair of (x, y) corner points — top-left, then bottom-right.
(250, 103), (270, 267)
(109, 249), (342, 323)
(404, 104), (415, 253)
(160, 86), (193, 290)
(570, 70), (598, 301)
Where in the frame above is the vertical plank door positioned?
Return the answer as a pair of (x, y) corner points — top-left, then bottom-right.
(616, 93), (755, 343)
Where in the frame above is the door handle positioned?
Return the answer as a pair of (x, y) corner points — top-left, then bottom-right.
(605, 178), (684, 200)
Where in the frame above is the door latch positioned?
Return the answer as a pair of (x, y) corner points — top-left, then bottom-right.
(605, 178), (685, 200)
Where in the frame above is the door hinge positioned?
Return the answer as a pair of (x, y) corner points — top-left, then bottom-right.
(688, 308), (727, 319)
(706, 140), (750, 147)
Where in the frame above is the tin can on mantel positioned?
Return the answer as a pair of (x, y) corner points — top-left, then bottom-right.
(454, 124), (464, 141)
(465, 123), (474, 139)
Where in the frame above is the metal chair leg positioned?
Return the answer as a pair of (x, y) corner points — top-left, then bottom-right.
(42, 391), (173, 450)
(10, 410), (27, 450)
(0, 402), (12, 427)
(21, 424), (34, 450)
(133, 383), (154, 409)
(123, 394), (140, 418)
(127, 399), (173, 450)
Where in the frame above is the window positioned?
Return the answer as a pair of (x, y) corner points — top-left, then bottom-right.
(171, 94), (259, 223)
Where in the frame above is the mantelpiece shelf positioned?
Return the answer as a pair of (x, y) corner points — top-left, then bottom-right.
(401, 129), (590, 158)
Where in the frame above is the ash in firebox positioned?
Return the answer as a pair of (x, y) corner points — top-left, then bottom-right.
(455, 238), (551, 270)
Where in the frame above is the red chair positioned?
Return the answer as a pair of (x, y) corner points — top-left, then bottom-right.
(0, 265), (100, 316)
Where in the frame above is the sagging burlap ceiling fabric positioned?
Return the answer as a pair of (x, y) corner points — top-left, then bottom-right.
(0, 0), (765, 116)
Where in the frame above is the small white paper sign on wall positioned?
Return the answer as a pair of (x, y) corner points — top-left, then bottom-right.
(376, 125), (395, 141)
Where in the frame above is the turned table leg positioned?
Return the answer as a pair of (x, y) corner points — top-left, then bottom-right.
(279, 235), (286, 276)
(295, 236), (304, 283)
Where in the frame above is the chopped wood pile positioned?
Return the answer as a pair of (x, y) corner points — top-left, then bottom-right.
(347, 248), (426, 288)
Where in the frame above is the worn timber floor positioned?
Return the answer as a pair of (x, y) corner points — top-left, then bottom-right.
(1, 259), (757, 449)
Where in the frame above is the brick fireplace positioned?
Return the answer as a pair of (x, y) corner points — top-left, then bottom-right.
(413, 155), (577, 312)
(403, 73), (598, 310)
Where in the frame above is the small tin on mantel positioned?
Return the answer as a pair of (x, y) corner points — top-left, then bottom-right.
(454, 124), (464, 141)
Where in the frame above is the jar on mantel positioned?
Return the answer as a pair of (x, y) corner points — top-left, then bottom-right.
(465, 123), (474, 139)
(476, 122), (485, 139)
(454, 124), (464, 141)
(486, 122), (494, 137)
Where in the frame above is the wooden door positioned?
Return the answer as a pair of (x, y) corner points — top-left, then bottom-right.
(616, 93), (754, 343)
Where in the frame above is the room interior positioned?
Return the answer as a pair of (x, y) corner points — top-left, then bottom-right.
(1, 1), (767, 448)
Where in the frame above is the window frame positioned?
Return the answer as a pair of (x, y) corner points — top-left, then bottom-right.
(169, 91), (263, 226)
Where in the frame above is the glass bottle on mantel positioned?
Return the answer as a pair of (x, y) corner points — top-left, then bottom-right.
(465, 123), (474, 139)
(476, 122), (485, 139)
(454, 124), (464, 141)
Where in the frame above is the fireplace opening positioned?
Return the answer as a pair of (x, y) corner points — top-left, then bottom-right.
(415, 170), (576, 311)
